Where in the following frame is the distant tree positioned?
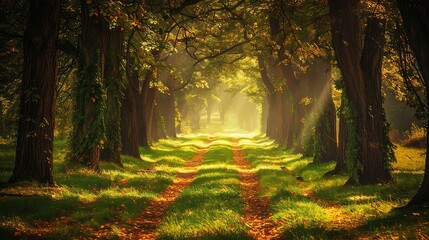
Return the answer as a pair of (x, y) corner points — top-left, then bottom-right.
(9, 0), (62, 185)
(0, 1), (26, 139)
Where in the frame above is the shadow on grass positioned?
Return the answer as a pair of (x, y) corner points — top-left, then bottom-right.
(0, 134), (210, 239)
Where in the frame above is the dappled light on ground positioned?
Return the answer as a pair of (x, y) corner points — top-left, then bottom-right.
(0, 125), (428, 239)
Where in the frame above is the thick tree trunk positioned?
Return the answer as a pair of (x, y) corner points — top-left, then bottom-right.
(120, 68), (141, 159)
(100, 27), (123, 167)
(397, 0), (429, 206)
(71, 1), (107, 171)
(329, 0), (393, 184)
(359, 18), (393, 184)
(9, 0), (61, 185)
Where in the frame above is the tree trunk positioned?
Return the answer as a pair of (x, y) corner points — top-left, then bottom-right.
(120, 68), (141, 159)
(314, 98), (337, 163)
(328, 0), (393, 184)
(9, 0), (61, 185)
(397, 0), (429, 206)
(325, 102), (347, 176)
(153, 95), (165, 141)
(207, 100), (212, 125)
(100, 27), (123, 167)
(71, 1), (108, 171)
(146, 87), (157, 143)
(163, 89), (177, 138)
(312, 60), (337, 163)
(176, 91), (186, 134)
(258, 54), (278, 140)
(261, 97), (268, 133)
(137, 68), (154, 147)
(359, 18), (393, 184)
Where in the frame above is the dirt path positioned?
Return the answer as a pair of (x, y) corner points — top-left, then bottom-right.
(118, 144), (209, 239)
(232, 139), (283, 240)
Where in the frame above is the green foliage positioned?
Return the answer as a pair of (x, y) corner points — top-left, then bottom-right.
(335, 79), (361, 182)
(313, 122), (324, 162)
(302, 130), (314, 157)
(381, 108), (397, 170)
(344, 101), (361, 183)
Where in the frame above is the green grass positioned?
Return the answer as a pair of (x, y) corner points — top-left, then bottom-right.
(0, 129), (428, 239)
(157, 138), (250, 240)
(240, 135), (429, 239)
(0, 135), (208, 239)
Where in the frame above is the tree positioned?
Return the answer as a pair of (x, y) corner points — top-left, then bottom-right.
(328, 0), (394, 184)
(311, 58), (337, 163)
(121, 62), (141, 159)
(396, 0), (429, 206)
(100, 27), (124, 166)
(9, 0), (62, 185)
(70, 0), (108, 170)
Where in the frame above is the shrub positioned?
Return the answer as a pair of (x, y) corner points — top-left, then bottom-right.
(401, 124), (427, 148)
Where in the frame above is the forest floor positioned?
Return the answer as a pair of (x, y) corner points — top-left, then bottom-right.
(1, 124), (429, 239)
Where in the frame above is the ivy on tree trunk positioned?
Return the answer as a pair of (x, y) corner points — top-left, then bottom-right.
(328, 0), (394, 184)
(70, 0), (107, 171)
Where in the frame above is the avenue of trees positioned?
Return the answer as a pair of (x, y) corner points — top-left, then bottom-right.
(1, 0), (429, 207)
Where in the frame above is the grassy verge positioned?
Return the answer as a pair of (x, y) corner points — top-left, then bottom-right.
(241, 135), (429, 239)
(0, 135), (208, 239)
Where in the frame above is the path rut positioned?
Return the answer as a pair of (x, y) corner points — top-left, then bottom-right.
(111, 140), (213, 239)
(232, 139), (282, 240)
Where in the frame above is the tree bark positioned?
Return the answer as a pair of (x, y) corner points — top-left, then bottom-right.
(397, 0), (429, 206)
(328, 0), (393, 184)
(311, 60), (337, 163)
(261, 97), (268, 133)
(359, 18), (393, 184)
(325, 102), (347, 176)
(120, 68), (141, 159)
(146, 87), (157, 143)
(70, 1), (108, 171)
(137, 68), (154, 147)
(9, 0), (61, 185)
(163, 89), (177, 138)
(101, 27), (123, 167)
